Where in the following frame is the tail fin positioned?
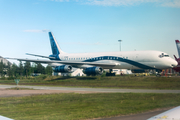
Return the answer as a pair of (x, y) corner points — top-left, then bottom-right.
(48, 32), (65, 55)
(174, 55), (178, 61)
(175, 40), (180, 58)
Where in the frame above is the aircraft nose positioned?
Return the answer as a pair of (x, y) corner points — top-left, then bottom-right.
(171, 60), (178, 67)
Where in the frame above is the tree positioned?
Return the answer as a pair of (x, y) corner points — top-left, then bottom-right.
(45, 65), (53, 75)
(24, 61), (31, 77)
(2, 61), (53, 78)
(6, 62), (13, 77)
(36, 63), (45, 74)
(11, 63), (19, 78)
(19, 61), (24, 77)
(0, 60), (3, 77)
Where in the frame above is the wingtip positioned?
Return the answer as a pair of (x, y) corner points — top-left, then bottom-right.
(4, 57), (18, 60)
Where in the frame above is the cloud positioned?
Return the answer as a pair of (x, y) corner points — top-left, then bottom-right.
(61, 42), (104, 45)
(85, 0), (147, 6)
(24, 30), (50, 33)
(160, 0), (180, 7)
(50, 0), (69, 2)
(85, 0), (180, 7)
(49, 0), (180, 7)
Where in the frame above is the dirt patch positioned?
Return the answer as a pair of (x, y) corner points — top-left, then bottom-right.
(0, 88), (101, 98)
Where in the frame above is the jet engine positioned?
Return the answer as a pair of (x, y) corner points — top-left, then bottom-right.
(83, 67), (103, 76)
(53, 65), (72, 73)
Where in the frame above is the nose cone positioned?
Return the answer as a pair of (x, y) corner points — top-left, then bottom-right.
(171, 59), (178, 68)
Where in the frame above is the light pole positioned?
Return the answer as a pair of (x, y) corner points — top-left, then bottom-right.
(118, 40), (122, 51)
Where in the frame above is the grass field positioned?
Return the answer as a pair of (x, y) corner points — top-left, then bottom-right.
(1, 76), (180, 120)
(0, 93), (180, 120)
(0, 75), (180, 89)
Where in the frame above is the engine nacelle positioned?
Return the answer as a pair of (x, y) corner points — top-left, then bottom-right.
(53, 65), (72, 73)
(83, 67), (103, 76)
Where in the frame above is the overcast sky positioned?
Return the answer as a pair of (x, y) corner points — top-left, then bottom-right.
(0, 0), (180, 64)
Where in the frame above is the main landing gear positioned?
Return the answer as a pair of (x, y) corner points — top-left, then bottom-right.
(106, 69), (116, 76)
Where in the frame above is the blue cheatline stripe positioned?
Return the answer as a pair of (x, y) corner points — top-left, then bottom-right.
(83, 56), (156, 69)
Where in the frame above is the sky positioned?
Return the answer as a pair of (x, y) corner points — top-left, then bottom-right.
(0, 0), (180, 64)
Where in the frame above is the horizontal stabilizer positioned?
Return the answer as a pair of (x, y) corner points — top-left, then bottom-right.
(26, 53), (56, 59)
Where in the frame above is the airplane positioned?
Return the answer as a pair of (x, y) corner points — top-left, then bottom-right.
(0, 115), (13, 120)
(173, 40), (180, 73)
(7, 31), (178, 76)
(147, 106), (180, 120)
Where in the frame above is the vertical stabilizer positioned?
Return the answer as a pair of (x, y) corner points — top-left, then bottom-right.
(175, 40), (180, 58)
(49, 32), (65, 55)
(174, 55), (178, 61)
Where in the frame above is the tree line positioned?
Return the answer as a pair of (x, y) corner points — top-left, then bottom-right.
(0, 60), (53, 78)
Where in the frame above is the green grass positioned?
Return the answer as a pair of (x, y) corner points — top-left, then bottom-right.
(1, 76), (180, 89)
(0, 93), (180, 120)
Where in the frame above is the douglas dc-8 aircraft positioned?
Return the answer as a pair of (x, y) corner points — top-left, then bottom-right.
(8, 32), (177, 76)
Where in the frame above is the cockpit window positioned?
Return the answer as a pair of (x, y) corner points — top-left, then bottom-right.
(159, 53), (169, 58)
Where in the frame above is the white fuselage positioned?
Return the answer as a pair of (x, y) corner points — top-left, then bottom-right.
(56, 50), (177, 70)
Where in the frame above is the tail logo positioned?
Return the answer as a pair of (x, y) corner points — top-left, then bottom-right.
(49, 32), (60, 55)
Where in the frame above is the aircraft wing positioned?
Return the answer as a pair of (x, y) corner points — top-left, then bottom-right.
(147, 106), (180, 120)
(6, 58), (117, 68)
(0, 115), (13, 120)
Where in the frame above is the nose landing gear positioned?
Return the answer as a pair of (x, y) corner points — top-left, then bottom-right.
(156, 69), (162, 76)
